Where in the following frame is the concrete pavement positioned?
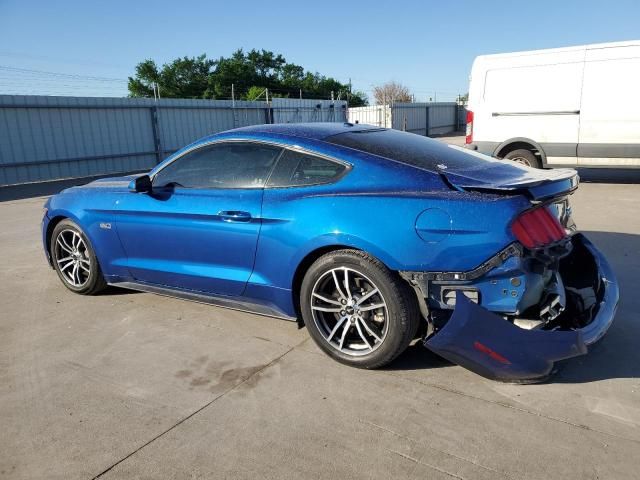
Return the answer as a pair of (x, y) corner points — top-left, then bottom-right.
(1, 172), (639, 479)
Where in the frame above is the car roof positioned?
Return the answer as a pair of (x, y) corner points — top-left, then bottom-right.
(220, 122), (382, 141)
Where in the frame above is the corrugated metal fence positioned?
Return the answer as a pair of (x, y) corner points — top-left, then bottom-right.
(348, 102), (467, 136)
(0, 95), (348, 186)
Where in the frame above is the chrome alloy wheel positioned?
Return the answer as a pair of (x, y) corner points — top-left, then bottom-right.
(310, 267), (389, 356)
(55, 229), (91, 287)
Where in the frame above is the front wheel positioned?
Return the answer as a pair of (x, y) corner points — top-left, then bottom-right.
(300, 250), (419, 369)
(51, 219), (107, 295)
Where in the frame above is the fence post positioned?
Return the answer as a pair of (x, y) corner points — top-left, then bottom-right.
(264, 105), (272, 124)
(150, 105), (163, 164)
(454, 103), (459, 132)
(425, 105), (430, 137)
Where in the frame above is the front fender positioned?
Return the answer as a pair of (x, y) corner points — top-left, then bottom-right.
(43, 191), (128, 278)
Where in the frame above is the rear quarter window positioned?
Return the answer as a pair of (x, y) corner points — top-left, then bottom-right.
(267, 149), (347, 187)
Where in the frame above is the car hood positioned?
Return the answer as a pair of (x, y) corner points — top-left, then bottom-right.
(63, 174), (141, 193)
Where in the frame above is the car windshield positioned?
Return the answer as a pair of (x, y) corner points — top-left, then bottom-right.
(325, 128), (501, 172)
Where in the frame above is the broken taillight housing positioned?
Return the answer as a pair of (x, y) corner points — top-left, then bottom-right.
(511, 206), (567, 248)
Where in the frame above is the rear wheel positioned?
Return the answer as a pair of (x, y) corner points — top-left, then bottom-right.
(300, 250), (419, 369)
(51, 219), (107, 295)
(504, 149), (541, 168)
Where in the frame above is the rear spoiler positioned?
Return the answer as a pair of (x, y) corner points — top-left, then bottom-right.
(440, 169), (579, 202)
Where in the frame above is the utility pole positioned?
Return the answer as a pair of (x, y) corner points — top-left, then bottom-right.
(231, 83), (235, 107)
(331, 91), (334, 101)
(299, 88), (302, 99)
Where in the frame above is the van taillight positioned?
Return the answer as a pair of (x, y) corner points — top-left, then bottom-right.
(465, 110), (473, 144)
(511, 206), (566, 248)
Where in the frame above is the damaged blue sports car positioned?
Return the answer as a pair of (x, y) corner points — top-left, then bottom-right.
(41, 123), (618, 382)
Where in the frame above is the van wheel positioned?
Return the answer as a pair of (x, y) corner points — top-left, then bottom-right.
(504, 149), (541, 168)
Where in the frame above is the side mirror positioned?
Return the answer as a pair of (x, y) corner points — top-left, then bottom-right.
(129, 174), (152, 193)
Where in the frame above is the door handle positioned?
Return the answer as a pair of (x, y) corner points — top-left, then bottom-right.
(218, 210), (252, 222)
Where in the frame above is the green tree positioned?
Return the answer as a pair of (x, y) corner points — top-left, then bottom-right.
(128, 49), (368, 106)
(246, 86), (267, 101)
(128, 55), (214, 99)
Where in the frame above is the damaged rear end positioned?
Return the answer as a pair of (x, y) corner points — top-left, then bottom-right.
(404, 164), (619, 383)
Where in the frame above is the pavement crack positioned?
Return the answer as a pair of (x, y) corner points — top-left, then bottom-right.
(361, 419), (515, 480)
(90, 344), (297, 479)
(360, 419), (416, 442)
(387, 449), (466, 480)
(386, 372), (640, 445)
(293, 346), (640, 445)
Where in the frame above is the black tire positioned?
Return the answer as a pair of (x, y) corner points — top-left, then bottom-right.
(300, 249), (420, 369)
(504, 149), (541, 168)
(50, 219), (107, 295)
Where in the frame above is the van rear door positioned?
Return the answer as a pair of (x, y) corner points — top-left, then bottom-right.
(578, 45), (640, 167)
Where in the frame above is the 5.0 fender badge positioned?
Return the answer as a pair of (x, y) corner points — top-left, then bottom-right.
(99, 222), (112, 230)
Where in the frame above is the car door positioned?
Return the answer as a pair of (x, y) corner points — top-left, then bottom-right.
(250, 148), (351, 295)
(115, 141), (283, 296)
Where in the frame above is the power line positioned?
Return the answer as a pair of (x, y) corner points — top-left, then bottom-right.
(0, 65), (128, 83)
(0, 65), (129, 97)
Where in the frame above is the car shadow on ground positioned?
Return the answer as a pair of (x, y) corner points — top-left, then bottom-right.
(576, 168), (640, 184)
(100, 286), (141, 296)
(384, 342), (454, 371)
(552, 231), (639, 384)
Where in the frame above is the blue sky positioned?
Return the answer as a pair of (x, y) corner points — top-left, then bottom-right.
(1, 0), (639, 101)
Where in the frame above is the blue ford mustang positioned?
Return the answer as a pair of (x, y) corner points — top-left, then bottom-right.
(42, 123), (618, 382)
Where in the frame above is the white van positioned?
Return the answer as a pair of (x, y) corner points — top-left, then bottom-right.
(465, 40), (640, 168)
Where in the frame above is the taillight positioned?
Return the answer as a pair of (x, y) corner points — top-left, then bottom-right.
(465, 110), (473, 144)
(511, 206), (566, 248)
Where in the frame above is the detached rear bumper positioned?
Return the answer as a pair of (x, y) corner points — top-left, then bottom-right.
(424, 234), (619, 383)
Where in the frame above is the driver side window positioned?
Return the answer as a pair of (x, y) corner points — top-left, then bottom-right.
(153, 142), (283, 189)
